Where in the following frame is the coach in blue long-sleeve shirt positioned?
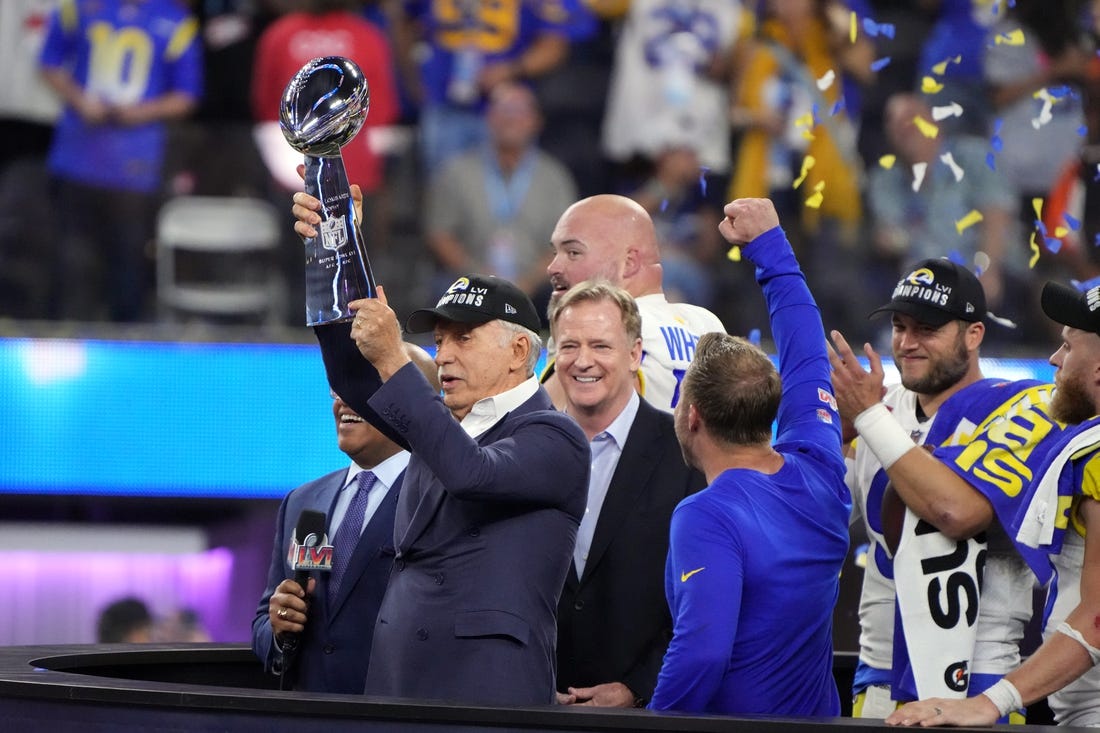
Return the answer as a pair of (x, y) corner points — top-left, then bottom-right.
(650, 199), (851, 716)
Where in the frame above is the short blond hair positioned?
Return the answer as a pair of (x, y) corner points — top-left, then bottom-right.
(682, 332), (781, 445)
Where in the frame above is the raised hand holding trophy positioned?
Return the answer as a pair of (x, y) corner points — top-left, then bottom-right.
(280, 56), (377, 325)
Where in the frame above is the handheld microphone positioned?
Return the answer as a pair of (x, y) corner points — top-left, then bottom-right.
(287, 509), (335, 585)
(281, 509), (332, 661)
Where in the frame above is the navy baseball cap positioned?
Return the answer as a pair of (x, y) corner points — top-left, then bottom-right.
(1041, 281), (1100, 335)
(406, 274), (541, 334)
(869, 259), (987, 327)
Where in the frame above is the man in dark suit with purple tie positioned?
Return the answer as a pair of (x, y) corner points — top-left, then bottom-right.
(341, 275), (590, 706)
(252, 346), (438, 694)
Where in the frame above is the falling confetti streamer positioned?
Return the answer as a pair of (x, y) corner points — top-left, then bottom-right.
(748, 329), (761, 347)
(921, 76), (944, 94)
(1032, 197), (1044, 220)
(879, 154), (897, 169)
(929, 56), (962, 75)
(913, 116), (939, 138)
(870, 57), (892, 72)
(940, 151), (965, 181)
(849, 11), (857, 43)
(1065, 213), (1081, 230)
(994, 28), (1025, 45)
(793, 155), (816, 188)
(862, 18), (896, 37)
(698, 166), (710, 197)
(727, 245), (742, 262)
(831, 100), (844, 116)
(805, 181), (826, 209)
(912, 162), (928, 192)
(1029, 232), (1041, 268)
(986, 152), (996, 170)
(932, 102), (963, 120)
(817, 69), (836, 90)
(1031, 89), (1054, 129)
(955, 210), (984, 234)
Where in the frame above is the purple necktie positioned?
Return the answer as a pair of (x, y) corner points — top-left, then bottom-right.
(328, 470), (376, 604)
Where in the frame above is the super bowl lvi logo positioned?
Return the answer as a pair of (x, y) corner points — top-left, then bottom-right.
(320, 217), (348, 251)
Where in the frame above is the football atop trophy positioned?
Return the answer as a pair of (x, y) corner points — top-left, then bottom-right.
(280, 56), (370, 157)
(279, 56), (377, 326)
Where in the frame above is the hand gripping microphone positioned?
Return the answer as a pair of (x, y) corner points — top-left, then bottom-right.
(280, 510), (333, 661)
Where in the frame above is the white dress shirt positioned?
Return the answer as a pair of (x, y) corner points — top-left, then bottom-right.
(459, 375), (540, 438)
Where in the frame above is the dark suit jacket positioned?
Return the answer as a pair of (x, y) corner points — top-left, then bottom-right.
(360, 363), (590, 706)
(556, 399), (705, 703)
(251, 467), (402, 693)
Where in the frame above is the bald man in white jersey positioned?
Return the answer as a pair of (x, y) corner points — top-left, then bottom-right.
(543, 194), (725, 412)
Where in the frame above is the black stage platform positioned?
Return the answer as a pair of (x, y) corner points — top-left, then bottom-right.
(0, 645), (1080, 732)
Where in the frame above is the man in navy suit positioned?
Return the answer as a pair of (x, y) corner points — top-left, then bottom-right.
(549, 280), (704, 708)
(343, 275), (589, 706)
(252, 345), (437, 693)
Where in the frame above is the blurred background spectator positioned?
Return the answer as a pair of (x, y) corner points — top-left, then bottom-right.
(866, 92), (1020, 327)
(0, 0), (61, 319)
(425, 81), (575, 319)
(392, 0), (593, 174)
(96, 597), (154, 643)
(600, 0), (749, 316)
(726, 0), (874, 340)
(156, 607), (213, 642)
(39, 0), (203, 323)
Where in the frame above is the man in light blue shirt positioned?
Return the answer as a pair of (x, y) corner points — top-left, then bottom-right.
(551, 280), (704, 708)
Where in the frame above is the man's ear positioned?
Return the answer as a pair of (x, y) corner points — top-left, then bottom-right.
(623, 247), (640, 279)
(511, 333), (531, 372)
(687, 402), (701, 432)
(965, 321), (985, 352)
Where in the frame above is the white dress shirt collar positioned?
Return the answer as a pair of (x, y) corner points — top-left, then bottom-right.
(460, 375), (540, 438)
(345, 450), (411, 491)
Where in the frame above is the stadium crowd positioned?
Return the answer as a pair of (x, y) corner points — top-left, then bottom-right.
(3, 0), (1100, 352)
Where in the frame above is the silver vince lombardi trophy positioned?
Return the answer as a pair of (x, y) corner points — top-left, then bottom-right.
(280, 56), (377, 325)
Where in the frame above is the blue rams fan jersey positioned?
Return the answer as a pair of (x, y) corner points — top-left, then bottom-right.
(40, 0), (202, 192)
(407, 0), (594, 106)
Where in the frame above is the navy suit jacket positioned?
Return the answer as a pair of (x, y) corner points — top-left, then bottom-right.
(359, 363), (590, 706)
(556, 399), (704, 702)
(251, 467), (402, 693)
